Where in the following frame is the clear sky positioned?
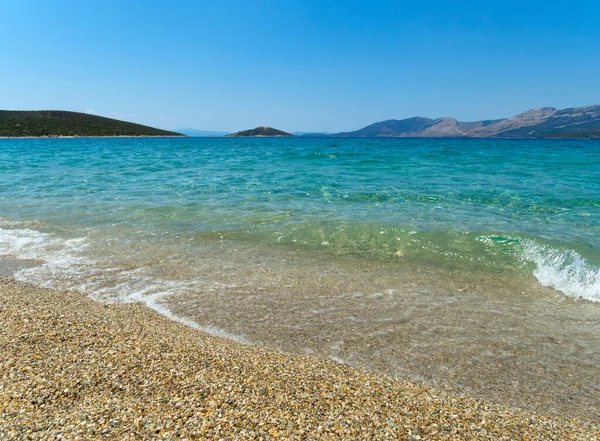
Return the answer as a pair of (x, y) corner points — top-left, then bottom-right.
(1, 0), (599, 133)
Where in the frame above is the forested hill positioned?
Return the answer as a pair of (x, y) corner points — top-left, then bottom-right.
(0, 110), (184, 137)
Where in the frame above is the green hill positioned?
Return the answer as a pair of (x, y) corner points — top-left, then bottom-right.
(226, 126), (294, 137)
(0, 110), (184, 137)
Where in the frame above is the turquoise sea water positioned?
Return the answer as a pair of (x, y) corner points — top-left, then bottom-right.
(1, 137), (599, 417)
(1, 137), (599, 299)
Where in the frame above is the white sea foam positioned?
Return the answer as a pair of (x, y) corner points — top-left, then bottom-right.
(0, 228), (92, 290)
(0, 227), (92, 286)
(0, 226), (251, 344)
(0, 227), (74, 260)
(521, 240), (600, 302)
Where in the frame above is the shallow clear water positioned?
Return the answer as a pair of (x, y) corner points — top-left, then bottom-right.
(1, 137), (599, 418)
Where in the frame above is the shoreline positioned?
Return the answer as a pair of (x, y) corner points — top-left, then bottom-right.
(0, 135), (185, 139)
(2, 135), (598, 140)
(1, 278), (598, 440)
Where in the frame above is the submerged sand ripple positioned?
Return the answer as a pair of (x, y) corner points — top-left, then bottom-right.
(0, 279), (597, 440)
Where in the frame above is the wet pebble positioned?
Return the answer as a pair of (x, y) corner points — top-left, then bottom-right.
(1, 279), (598, 440)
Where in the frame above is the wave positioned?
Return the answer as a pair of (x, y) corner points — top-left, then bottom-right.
(0, 225), (251, 343)
(476, 234), (600, 302)
(520, 240), (600, 302)
(1, 224), (599, 310)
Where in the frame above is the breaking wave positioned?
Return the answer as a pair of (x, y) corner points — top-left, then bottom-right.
(520, 240), (600, 302)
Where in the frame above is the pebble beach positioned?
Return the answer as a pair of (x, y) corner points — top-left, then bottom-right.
(1, 278), (598, 440)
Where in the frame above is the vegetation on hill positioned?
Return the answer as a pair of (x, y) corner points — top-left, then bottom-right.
(0, 110), (183, 137)
(226, 126), (294, 137)
(546, 130), (600, 139)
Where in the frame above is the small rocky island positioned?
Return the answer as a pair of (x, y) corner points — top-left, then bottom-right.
(226, 126), (294, 137)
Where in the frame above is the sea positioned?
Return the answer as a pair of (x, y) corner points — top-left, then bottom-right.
(1, 137), (599, 418)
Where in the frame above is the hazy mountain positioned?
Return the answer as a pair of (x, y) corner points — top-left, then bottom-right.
(315, 106), (600, 138)
(0, 110), (184, 137)
(334, 117), (435, 137)
(176, 128), (229, 137)
(292, 131), (332, 136)
(226, 126), (294, 137)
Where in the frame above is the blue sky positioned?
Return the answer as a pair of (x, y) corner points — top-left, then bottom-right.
(1, 0), (599, 132)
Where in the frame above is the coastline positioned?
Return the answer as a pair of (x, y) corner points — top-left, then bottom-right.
(0, 135), (185, 139)
(1, 278), (597, 440)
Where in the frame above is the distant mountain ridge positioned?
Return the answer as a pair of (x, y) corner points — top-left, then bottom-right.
(0, 110), (183, 137)
(226, 126), (294, 137)
(304, 105), (600, 138)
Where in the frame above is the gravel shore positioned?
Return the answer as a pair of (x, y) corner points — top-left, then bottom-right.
(1, 278), (597, 440)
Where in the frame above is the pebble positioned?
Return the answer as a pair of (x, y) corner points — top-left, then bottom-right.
(1, 278), (598, 440)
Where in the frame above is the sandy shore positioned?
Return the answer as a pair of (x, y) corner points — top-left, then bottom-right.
(1, 278), (597, 440)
